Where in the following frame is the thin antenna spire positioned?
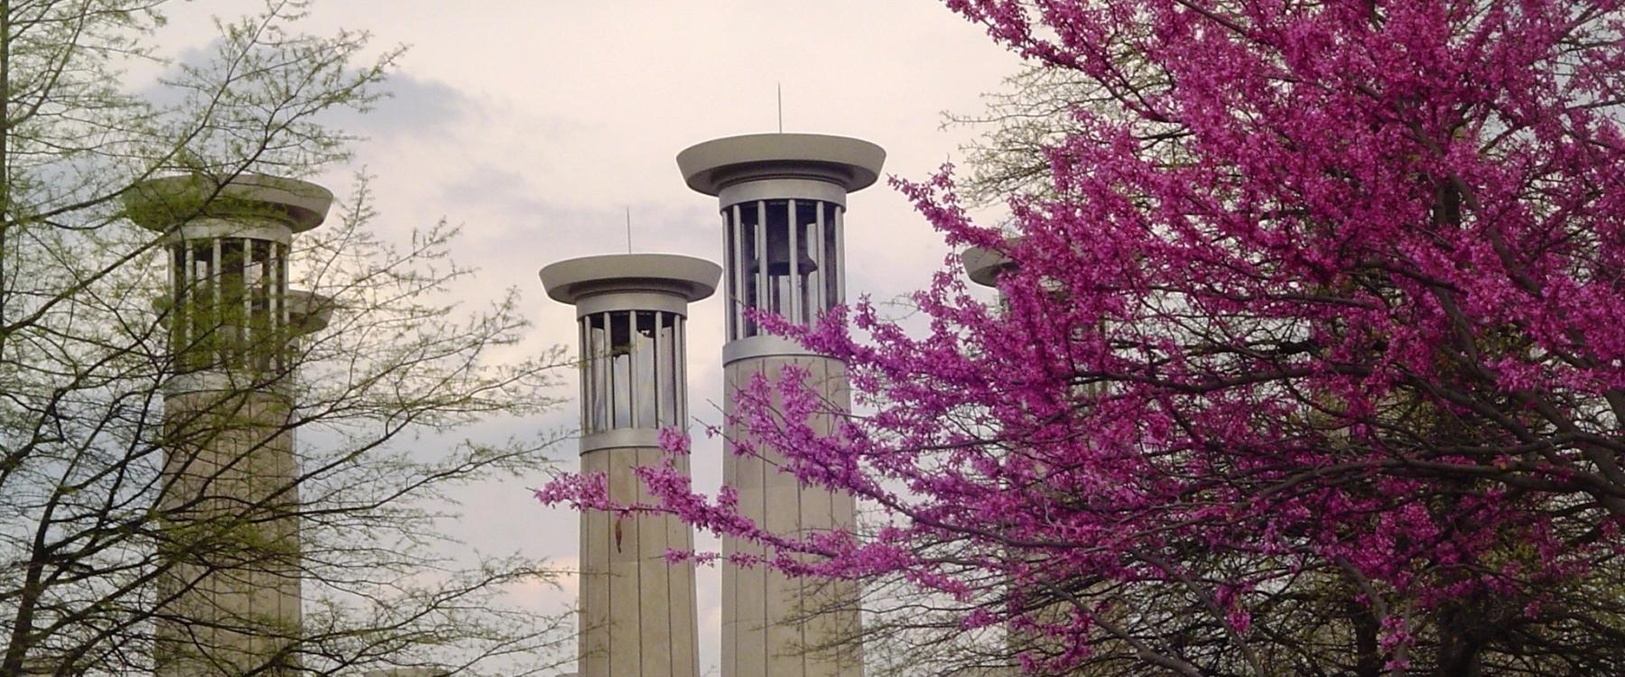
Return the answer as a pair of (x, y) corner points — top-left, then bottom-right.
(777, 83), (783, 133)
(625, 207), (632, 253)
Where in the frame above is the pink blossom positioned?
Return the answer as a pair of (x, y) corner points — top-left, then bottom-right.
(539, 1), (1625, 672)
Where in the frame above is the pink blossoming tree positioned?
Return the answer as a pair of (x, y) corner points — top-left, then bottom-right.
(542, 1), (1625, 674)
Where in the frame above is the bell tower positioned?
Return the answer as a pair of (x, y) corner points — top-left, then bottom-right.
(678, 132), (885, 677)
(539, 253), (719, 677)
(128, 173), (332, 676)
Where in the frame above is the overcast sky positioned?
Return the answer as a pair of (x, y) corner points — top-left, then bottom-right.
(156, 2), (1024, 673)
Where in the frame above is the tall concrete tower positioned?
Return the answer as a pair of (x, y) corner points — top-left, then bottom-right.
(964, 245), (1120, 677)
(539, 253), (719, 677)
(678, 133), (885, 677)
(962, 245), (1027, 677)
(128, 174), (332, 676)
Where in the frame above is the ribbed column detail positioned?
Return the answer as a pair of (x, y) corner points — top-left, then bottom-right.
(155, 389), (302, 677)
(722, 354), (860, 677)
(578, 446), (701, 677)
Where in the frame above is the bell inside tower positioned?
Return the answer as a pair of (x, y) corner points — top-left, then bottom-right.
(169, 234), (291, 375)
(726, 197), (842, 338)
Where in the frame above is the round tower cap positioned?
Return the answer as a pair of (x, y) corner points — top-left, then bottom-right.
(125, 173), (333, 233)
(286, 289), (336, 335)
(677, 133), (886, 196)
(961, 245), (1016, 288)
(539, 253), (721, 305)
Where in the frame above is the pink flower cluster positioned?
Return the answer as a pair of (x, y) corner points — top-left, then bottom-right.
(541, 1), (1625, 672)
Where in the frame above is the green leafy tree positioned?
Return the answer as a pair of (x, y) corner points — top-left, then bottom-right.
(0, 2), (572, 674)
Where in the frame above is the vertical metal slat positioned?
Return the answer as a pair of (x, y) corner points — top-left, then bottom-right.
(580, 317), (590, 433)
(174, 245), (187, 369)
(787, 199), (800, 324)
(811, 202), (825, 318)
(278, 243), (290, 331)
(243, 238), (254, 360)
(211, 237), (223, 366)
(272, 242), (285, 372)
(731, 206), (745, 341)
(646, 308), (653, 425)
(676, 316), (687, 425)
(754, 201), (768, 331)
(835, 207), (846, 307)
(628, 310), (639, 429)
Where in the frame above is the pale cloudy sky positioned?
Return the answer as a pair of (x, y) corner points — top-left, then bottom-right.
(157, 1), (1024, 673)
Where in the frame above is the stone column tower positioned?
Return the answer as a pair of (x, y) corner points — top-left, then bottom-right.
(678, 133), (885, 677)
(962, 245), (1026, 677)
(539, 253), (719, 677)
(965, 245), (1119, 676)
(128, 174), (332, 676)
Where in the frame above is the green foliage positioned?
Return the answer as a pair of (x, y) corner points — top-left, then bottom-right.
(0, 2), (573, 675)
